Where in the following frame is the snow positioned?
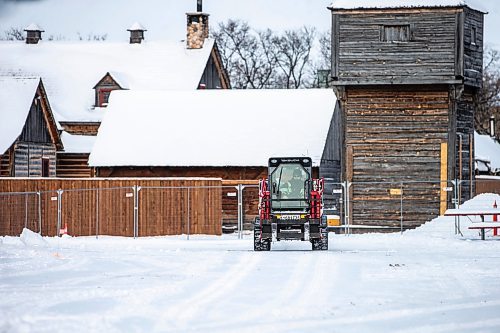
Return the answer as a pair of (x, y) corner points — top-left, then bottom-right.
(88, 89), (336, 167)
(475, 131), (500, 173)
(60, 132), (97, 154)
(0, 76), (39, 154)
(128, 22), (147, 31)
(0, 39), (215, 123)
(24, 23), (44, 31)
(1, 193), (500, 332)
(329, 0), (487, 12)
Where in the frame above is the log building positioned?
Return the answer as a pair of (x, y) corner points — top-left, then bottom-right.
(327, 2), (485, 229)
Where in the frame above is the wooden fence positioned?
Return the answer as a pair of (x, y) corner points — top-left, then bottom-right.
(475, 177), (500, 195)
(0, 178), (222, 237)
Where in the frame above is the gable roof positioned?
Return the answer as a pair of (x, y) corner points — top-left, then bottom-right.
(0, 39), (218, 123)
(0, 77), (40, 154)
(0, 77), (62, 154)
(89, 89), (337, 168)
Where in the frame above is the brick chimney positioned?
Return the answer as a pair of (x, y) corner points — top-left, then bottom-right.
(24, 23), (44, 44)
(127, 22), (147, 44)
(186, 0), (209, 49)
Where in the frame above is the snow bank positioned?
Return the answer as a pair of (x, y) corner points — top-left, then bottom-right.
(19, 228), (48, 247)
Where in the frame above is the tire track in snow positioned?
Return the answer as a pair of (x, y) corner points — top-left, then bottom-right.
(159, 251), (261, 330)
(194, 251), (321, 331)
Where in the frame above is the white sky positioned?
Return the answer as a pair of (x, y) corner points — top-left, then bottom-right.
(1, 0), (499, 47)
(0, 0), (333, 41)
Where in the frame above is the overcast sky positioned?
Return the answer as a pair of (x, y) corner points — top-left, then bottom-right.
(0, 0), (499, 48)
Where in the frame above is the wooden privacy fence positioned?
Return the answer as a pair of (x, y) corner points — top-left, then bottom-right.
(0, 178), (222, 237)
(475, 177), (500, 195)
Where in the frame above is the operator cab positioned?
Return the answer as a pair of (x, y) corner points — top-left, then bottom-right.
(269, 157), (312, 211)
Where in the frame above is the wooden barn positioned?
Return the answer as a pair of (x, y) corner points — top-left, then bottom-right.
(0, 3), (229, 178)
(0, 77), (62, 177)
(327, 1), (485, 229)
(87, 89), (337, 225)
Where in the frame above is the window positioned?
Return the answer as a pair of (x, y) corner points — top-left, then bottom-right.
(381, 25), (410, 42)
(471, 26), (477, 45)
(270, 163), (309, 210)
(42, 158), (50, 177)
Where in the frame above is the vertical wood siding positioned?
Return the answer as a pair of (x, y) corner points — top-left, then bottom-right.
(0, 178), (222, 237)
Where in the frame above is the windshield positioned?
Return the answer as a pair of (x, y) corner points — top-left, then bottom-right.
(270, 163), (309, 210)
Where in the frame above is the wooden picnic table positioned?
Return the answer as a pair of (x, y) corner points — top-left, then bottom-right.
(444, 208), (500, 240)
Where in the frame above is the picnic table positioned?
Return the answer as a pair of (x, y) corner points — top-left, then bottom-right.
(444, 208), (500, 240)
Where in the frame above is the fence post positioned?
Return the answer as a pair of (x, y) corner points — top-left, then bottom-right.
(24, 193), (28, 229)
(341, 181), (351, 235)
(400, 182), (404, 234)
(37, 191), (42, 235)
(95, 188), (99, 239)
(57, 189), (63, 237)
(133, 185), (141, 239)
(187, 187), (190, 240)
(236, 184), (245, 240)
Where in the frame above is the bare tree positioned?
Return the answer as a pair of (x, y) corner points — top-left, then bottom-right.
(2, 27), (24, 41)
(271, 27), (316, 89)
(476, 47), (500, 140)
(213, 21), (317, 89)
(213, 20), (276, 89)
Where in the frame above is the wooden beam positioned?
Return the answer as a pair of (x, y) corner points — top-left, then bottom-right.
(440, 142), (448, 215)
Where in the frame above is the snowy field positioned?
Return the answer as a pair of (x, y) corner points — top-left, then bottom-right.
(1, 194), (500, 333)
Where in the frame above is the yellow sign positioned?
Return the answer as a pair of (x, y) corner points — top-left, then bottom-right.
(389, 188), (402, 196)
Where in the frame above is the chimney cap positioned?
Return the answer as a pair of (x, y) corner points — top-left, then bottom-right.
(127, 22), (147, 31)
(24, 23), (44, 32)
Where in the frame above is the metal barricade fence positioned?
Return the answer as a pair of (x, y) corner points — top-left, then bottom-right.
(1, 179), (496, 238)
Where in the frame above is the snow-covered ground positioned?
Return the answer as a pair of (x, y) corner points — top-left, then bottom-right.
(1, 194), (500, 333)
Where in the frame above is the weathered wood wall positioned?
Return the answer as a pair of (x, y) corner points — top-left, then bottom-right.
(463, 7), (484, 88)
(13, 142), (57, 177)
(59, 122), (100, 135)
(331, 7), (484, 86)
(57, 153), (93, 177)
(0, 178), (222, 237)
(344, 86), (450, 228)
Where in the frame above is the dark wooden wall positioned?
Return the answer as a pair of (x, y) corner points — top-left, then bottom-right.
(463, 7), (484, 88)
(57, 153), (93, 177)
(320, 101), (343, 212)
(0, 178), (222, 237)
(331, 7), (484, 86)
(95, 166), (268, 180)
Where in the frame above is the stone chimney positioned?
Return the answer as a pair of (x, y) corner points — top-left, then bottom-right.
(186, 0), (209, 49)
(24, 23), (44, 44)
(127, 22), (147, 44)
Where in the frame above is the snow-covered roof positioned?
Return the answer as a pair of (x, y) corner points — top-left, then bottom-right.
(475, 132), (500, 172)
(89, 89), (337, 167)
(128, 22), (147, 31)
(24, 23), (44, 31)
(329, 0), (487, 12)
(0, 39), (215, 123)
(60, 132), (97, 154)
(0, 77), (40, 154)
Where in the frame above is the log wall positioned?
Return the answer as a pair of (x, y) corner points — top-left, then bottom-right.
(344, 86), (450, 228)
